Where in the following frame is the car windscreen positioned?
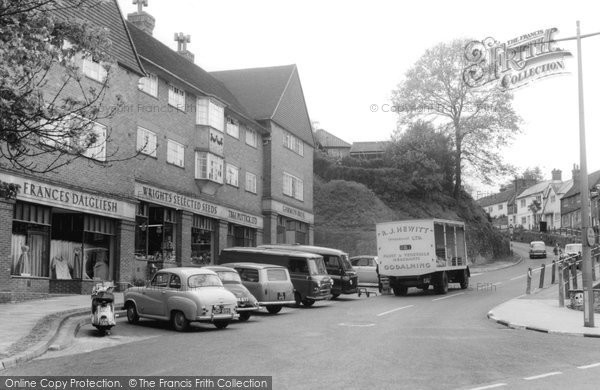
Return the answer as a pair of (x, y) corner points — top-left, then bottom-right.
(216, 271), (242, 283)
(340, 254), (353, 270)
(267, 268), (288, 281)
(309, 257), (328, 275)
(565, 244), (581, 253)
(188, 274), (223, 288)
(531, 243), (545, 249)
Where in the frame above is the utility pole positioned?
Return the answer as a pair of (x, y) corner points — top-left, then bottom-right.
(576, 21), (594, 327)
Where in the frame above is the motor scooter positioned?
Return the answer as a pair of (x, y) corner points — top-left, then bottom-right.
(91, 282), (116, 335)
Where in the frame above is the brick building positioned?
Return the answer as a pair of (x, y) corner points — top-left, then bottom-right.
(0, 0), (315, 299)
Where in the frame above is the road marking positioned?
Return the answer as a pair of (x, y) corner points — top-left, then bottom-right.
(493, 282), (503, 286)
(432, 292), (464, 301)
(468, 384), (507, 390)
(338, 322), (375, 327)
(523, 372), (562, 380)
(578, 362), (600, 369)
(510, 274), (526, 281)
(377, 305), (414, 317)
(471, 273), (482, 277)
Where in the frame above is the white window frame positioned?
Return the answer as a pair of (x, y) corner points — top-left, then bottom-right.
(245, 127), (257, 147)
(283, 172), (304, 201)
(81, 121), (107, 161)
(82, 57), (107, 82)
(226, 163), (239, 187)
(138, 73), (158, 97)
(195, 152), (223, 183)
(168, 84), (186, 111)
(136, 127), (157, 157)
(226, 118), (239, 139)
(245, 172), (257, 194)
(283, 132), (304, 156)
(167, 139), (185, 168)
(40, 115), (107, 161)
(196, 97), (225, 131)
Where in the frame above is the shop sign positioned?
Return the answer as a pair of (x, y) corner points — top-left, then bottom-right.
(135, 182), (262, 228)
(263, 199), (314, 224)
(0, 173), (136, 220)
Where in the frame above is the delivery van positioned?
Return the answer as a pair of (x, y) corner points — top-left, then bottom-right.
(219, 247), (333, 307)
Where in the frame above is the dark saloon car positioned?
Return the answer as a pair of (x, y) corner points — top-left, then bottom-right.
(205, 266), (260, 321)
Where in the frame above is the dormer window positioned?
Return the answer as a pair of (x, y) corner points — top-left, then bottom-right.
(168, 85), (186, 111)
(82, 57), (107, 82)
(139, 73), (158, 97)
(196, 97), (224, 131)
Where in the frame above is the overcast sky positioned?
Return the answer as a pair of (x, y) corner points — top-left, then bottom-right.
(117, 0), (600, 195)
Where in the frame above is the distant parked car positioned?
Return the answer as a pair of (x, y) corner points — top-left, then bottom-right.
(529, 241), (547, 259)
(123, 267), (238, 331)
(564, 243), (582, 260)
(349, 256), (379, 285)
(221, 262), (296, 314)
(204, 266), (260, 321)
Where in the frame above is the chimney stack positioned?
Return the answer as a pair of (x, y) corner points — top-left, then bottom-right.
(174, 32), (194, 63)
(551, 169), (562, 181)
(127, 0), (155, 35)
(572, 163), (581, 181)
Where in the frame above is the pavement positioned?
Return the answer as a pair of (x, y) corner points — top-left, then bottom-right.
(1, 255), (599, 371)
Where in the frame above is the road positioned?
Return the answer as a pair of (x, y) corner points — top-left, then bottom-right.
(4, 242), (600, 389)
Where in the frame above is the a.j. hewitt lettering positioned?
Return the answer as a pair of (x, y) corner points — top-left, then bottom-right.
(23, 182), (118, 213)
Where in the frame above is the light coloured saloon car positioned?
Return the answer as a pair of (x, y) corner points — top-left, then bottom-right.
(350, 255), (379, 285)
(124, 267), (238, 331)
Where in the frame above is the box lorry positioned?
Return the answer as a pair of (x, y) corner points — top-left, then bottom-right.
(376, 218), (470, 295)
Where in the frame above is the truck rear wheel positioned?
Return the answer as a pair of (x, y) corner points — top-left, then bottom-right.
(460, 269), (469, 289)
(393, 285), (408, 296)
(434, 272), (448, 295)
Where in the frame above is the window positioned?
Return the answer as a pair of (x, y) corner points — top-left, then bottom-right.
(245, 172), (257, 194)
(225, 164), (239, 187)
(80, 122), (107, 161)
(267, 268), (288, 281)
(488, 207), (492, 213)
(168, 85), (185, 111)
(551, 195), (556, 203)
(138, 73), (158, 97)
(283, 172), (303, 201)
(196, 98), (224, 131)
(227, 224), (256, 247)
(195, 152), (223, 183)
(245, 127), (257, 147)
(82, 57), (107, 82)
(239, 268), (259, 283)
(136, 127), (157, 157)
(498, 204), (503, 210)
(151, 273), (170, 288)
(283, 132), (304, 156)
(226, 118), (239, 139)
(41, 115), (107, 161)
(520, 199), (526, 208)
(167, 140), (184, 167)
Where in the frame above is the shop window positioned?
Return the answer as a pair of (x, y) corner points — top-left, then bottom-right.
(227, 224), (256, 247)
(191, 215), (215, 266)
(134, 204), (177, 263)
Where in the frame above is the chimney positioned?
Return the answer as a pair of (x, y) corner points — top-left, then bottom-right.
(127, 0), (155, 35)
(572, 163), (580, 181)
(174, 33), (194, 63)
(551, 169), (562, 181)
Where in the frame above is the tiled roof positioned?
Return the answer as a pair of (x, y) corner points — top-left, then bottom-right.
(562, 170), (600, 198)
(127, 22), (259, 126)
(315, 129), (351, 148)
(211, 65), (314, 146)
(477, 189), (515, 207)
(53, 0), (144, 76)
(517, 180), (552, 198)
(350, 141), (389, 154)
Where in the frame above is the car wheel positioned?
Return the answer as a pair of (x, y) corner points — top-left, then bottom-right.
(214, 320), (229, 329)
(331, 293), (340, 299)
(238, 312), (251, 322)
(302, 299), (315, 307)
(393, 286), (408, 296)
(266, 305), (282, 314)
(294, 292), (302, 307)
(171, 311), (189, 332)
(126, 303), (139, 324)
(434, 272), (448, 295)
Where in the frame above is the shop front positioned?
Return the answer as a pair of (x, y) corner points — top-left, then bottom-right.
(134, 182), (262, 272)
(1, 173), (136, 296)
(262, 199), (314, 245)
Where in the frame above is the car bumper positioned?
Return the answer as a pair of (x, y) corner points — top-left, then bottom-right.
(306, 294), (333, 301)
(259, 300), (296, 306)
(195, 313), (238, 321)
(236, 306), (260, 312)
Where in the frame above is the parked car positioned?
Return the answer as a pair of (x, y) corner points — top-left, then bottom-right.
(564, 243), (582, 260)
(529, 241), (547, 259)
(221, 262), (296, 314)
(204, 266), (260, 321)
(350, 255), (379, 285)
(123, 267), (238, 331)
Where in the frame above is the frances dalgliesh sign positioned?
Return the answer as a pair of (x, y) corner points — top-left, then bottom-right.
(463, 28), (572, 90)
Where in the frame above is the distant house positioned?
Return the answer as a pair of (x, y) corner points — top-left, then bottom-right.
(350, 141), (389, 159)
(515, 169), (567, 230)
(540, 179), (573, 229)
(314, 129), (351, 159)
(561, 167), (600, 229)
(477, 190), (514, 228)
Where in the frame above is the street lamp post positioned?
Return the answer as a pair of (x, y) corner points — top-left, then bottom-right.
(575, 21), (594, 328)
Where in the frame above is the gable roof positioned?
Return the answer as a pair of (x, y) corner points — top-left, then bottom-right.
(350, 141), (389, 154)
(315, 129), (351, 148)
(562, 170), (600, 198)
(516, 180), (552, 199)
(126, 22), (260, 128)
(211, 65), (314, 146)
(477, 189), (515, 207)
(53, 0), (144, 76)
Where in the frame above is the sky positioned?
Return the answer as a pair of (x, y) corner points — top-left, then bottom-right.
(117, 0), (600, 196)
